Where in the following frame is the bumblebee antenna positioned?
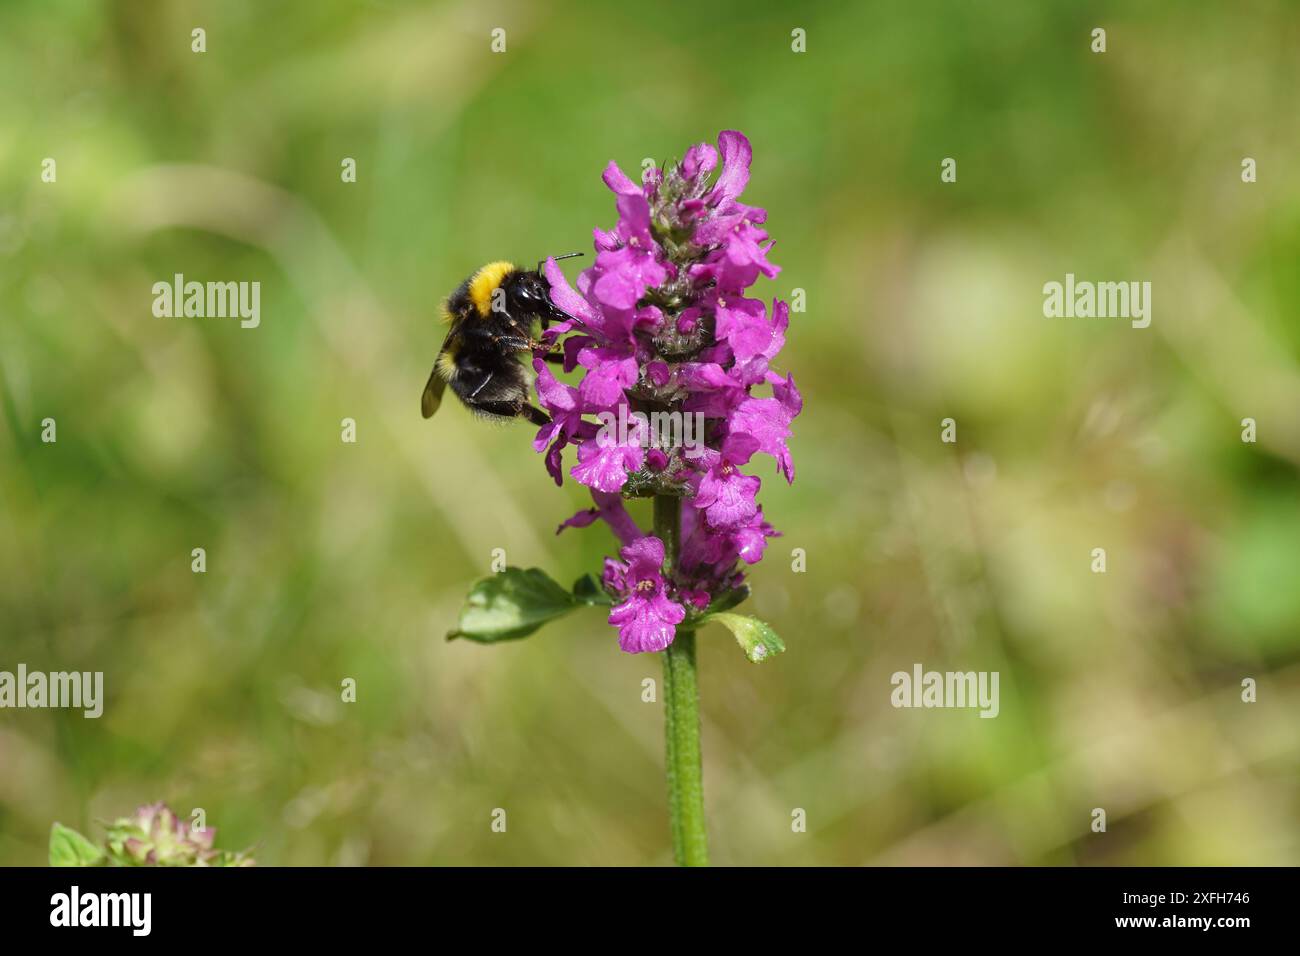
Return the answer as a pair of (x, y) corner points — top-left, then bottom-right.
(538, 252), (584, 273)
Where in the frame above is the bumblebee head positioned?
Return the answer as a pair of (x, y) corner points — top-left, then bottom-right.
(503, 270), (554, 315)
(506, 254), (582, 322)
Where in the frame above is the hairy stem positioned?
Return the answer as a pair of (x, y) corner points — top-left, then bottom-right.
(655, 494), (708, 866)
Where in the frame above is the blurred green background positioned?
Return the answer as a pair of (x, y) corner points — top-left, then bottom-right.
(2, 0), (1298, 866)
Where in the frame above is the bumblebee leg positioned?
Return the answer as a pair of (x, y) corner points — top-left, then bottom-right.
(524, 331), (567, 362)
(521, 404), (551, 426)
(462, 323), (533, 353)
(491, 334), (534, 351)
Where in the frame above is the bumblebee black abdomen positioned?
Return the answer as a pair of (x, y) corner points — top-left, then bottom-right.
(445, 344), (535, 420)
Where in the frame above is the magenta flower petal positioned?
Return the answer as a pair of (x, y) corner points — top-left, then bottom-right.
(709, 130), (752, 207)
(730, 394), (797, 484)
(570, 435), (644, 493)
(615, 191), (654, 238)
(609, 593), (682, 653)
(711, 294), (767, 344)
(679, 361), (738, 391)
(621, 534), (665, 577)
(680, 142), (718, 180)
(557, 507), (600, 535)
(593, 269), (642, 311)
(602, 160), (642, 197)
(605, 534), (685, 653)
(590, 490), (645, 546)
(577, 348), (639, 407)
(694, 461), (761, 530)
(543, 434), (568, 486)
(721, 432), (760, 464)
(544, 257), (601, 327)
(602, 556), (627, 594)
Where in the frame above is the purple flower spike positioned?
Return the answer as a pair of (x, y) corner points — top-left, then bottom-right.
(534, 130), (801, 651)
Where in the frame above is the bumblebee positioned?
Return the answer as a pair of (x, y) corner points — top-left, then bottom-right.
(421, 256), (581, 425)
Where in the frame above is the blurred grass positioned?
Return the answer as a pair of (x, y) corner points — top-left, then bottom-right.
(1, 0), (1298, 865)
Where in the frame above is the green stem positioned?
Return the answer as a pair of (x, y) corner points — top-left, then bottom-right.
(655, 494), (708, 866)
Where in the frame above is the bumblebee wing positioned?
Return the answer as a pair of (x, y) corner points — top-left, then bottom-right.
(421, 358), (448, 419)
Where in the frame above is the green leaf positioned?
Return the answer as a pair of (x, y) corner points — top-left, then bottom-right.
(572, 573), (612, 607)
(702, 585), (750, 616)
(49, 823), (105, 867)
(699, 612), (786, 663)
(447, 567), (581, 643)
